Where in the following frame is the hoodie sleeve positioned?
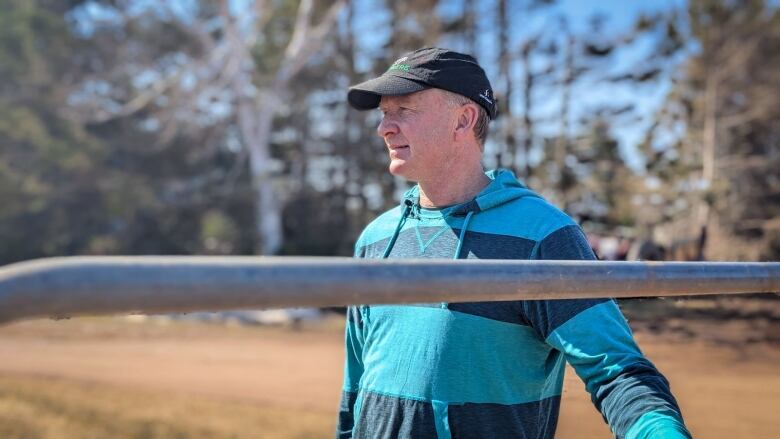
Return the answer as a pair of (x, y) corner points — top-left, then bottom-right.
(523, 224), (691, 439)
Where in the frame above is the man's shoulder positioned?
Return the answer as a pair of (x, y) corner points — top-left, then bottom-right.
(476, 195), (578, 243)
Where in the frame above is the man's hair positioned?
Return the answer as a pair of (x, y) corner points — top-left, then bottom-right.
(442, 90), (490, 149)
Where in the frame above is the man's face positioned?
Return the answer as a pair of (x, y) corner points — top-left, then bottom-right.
(377, 89), (458, 182)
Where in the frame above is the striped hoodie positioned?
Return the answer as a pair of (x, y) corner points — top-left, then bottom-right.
(337, 169), (690, 439)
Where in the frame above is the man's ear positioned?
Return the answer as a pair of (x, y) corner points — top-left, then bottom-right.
(454, 104), (479, 140)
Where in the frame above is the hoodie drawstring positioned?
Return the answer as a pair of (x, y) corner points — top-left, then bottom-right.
(381, 202), (412, 259)
(442, 210), (475, 310)
(454, 210), (474, 260)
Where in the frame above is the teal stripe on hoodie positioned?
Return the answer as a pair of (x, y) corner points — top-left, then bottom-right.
(359, 305), (565, 404)
(625, 410), (691, 439)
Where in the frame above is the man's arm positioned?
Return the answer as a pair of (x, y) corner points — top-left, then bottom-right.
(526, 225), (692, 439)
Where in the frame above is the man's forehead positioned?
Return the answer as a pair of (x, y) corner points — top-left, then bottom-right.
(379, 89), (440, 108)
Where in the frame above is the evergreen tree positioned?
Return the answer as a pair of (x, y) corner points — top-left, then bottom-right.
(642, 0), (779, 260)
(0, 0), (109, 263)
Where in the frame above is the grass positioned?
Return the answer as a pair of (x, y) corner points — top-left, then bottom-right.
(2, 312), (777, 438)
(0, 373), (334, 439)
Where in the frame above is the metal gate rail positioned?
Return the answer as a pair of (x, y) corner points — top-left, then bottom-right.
(0, 256), (778, 324)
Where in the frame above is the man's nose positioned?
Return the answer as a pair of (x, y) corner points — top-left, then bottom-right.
(377, 116), (399, 139)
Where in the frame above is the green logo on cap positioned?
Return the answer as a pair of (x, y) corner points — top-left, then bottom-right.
(389, 63), (410, 72)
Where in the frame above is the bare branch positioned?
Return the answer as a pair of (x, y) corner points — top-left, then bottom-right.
(713, 36), (760, 83)
(285, 0), (314, 60)
(720, 105), (770, 129)
(276, 0), (346, 86)
(160, 2), (218, 53)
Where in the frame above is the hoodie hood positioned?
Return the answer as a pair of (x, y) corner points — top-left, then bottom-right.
(401, 168), (541, 217)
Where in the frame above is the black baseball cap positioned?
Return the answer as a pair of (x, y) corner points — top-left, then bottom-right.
(347, 47), (498, 119)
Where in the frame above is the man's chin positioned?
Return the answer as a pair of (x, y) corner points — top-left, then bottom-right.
(388, 161), (413, 180)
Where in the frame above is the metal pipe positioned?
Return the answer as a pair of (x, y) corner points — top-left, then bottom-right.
(0, 256), (778, 325)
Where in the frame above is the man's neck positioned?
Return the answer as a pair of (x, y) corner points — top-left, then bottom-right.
(418, 166), (490, 208)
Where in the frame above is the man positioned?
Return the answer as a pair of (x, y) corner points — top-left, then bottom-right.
(338, 47), (691, 439)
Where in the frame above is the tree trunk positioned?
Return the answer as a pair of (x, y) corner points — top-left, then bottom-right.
(239, 0), (345, 255)
(701, 73), (718, 189)
(555, 34), (574, 204)
(519, 39), (535, 180)
(497, 0), (511, 169)
(235, 88), (282, 255)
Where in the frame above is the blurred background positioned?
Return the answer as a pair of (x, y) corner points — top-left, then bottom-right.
(0, 0), (778, 437)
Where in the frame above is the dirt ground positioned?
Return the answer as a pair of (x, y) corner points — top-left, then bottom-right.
(0, 313), (778, 438)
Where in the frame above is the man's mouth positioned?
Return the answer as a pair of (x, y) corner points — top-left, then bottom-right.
(389, 145), (409, 150)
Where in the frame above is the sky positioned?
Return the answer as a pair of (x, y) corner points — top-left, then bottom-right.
(549, 0), (688, 170)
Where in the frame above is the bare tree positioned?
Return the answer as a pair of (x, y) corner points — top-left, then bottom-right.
(223, 0), (346, 255)
(69, 0), (346, 255)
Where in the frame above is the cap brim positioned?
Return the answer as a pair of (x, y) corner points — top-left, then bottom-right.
(347, 74), (429, 111)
